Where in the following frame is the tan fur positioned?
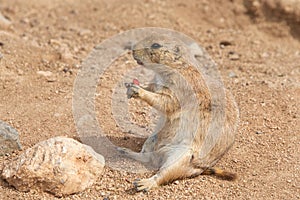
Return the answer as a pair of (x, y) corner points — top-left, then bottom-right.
(119, 35), (239, 191)
(201, 167), (237, 181)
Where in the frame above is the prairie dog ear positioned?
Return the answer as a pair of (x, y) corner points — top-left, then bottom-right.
(173, 45), (181, 55)
(173, 46), (183, 60)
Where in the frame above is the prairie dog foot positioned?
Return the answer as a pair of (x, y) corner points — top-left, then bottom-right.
(133, 177), (158, 192)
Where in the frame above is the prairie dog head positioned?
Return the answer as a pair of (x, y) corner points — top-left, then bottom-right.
(132, 35), (190, 68)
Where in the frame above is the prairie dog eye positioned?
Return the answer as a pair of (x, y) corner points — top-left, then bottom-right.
(151, 43), (162, 49)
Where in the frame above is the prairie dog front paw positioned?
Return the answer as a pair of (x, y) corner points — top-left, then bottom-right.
(125, 79), (141, 98)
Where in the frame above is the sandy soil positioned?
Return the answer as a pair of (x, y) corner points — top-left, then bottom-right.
(0, 0), (299, 199)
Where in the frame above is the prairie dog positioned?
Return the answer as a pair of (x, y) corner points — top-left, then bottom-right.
(119, 35), (238, 191)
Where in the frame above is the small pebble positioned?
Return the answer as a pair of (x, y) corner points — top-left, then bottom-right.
(17, 69), (24, 75)
(0, 11), (11, 28)
(228, 71), (237, 78)
(228, 51), (240, 60)
(219, 40), (232, 48)
(78, 29), (92, 36)
(261, 52), (270, 58)
(37, 70), (53, 77)
(37, 71), (56, 82)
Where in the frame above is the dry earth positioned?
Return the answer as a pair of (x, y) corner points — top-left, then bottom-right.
(0, 0), (299, 199)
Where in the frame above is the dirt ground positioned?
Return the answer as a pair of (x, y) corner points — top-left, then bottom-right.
(0, 0), (299, 199)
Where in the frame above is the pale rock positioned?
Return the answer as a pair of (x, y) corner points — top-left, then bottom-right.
(228, 51), (240, 60)
(228, 71), (238, 78)
(57, 43), (74, 63)
(48, 39), (74, 63)
(78, 28), (92, 36)
(0, 120), (22, 155)
(37, 71), (56, 82)
(1, 136), (105, 197)
(37, 70), (53, 77)
(0, 11), (11, 29)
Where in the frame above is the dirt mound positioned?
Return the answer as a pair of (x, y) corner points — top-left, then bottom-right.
(245, 0), (300, 39)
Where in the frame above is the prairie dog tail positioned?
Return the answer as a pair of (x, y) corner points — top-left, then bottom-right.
(201, 167), (237, 181)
